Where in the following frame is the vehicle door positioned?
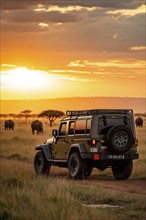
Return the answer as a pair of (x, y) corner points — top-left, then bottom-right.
(53, 122), (68, 160)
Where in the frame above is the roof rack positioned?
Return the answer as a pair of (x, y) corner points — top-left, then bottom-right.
(66, 109), (133, 116)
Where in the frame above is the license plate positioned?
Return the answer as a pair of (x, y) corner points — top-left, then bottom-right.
(91, 147), (98, 153)
(108, 155), (125, 160)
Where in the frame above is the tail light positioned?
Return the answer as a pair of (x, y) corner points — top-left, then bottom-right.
(133, 139), (138, 147)
(91, 139), (97, 147)
(94, 154), (100, 160)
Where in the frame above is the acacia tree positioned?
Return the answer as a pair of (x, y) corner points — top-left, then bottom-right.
(20, 110), (32, 121)
(38, 110), (64, 127)
(15, 114), (23, 120)
(8, 113), (16, 120)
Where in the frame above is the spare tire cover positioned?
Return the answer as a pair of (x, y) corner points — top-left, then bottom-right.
(106, 125), (134, 153)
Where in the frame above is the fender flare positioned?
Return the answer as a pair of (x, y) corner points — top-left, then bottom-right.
(68, 143), (87, 160)
(35, 144), (52, 160)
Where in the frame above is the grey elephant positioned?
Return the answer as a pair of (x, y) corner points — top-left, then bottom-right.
(4, 120), (15, 130)
(31, 120), (43, 134)
(135, 117), (143, 127)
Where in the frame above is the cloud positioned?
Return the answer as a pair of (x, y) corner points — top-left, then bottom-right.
(67, 59), (145, 69)
(1, 0), (145, 11)
(1, 0), (33, 10)
(1, 64), (17, 68)
(33, 5), (97, 13)
(50, 70), (90, 74)
(67, 60), (86, 67)
(107, 4), (146, 16)
(39, 23), (48, 28)
(130, 46), (146, 51)
(48, 57), (145, 81)
(1, 0), (145, 65)
(113, 34), (118, 39)
(2, 9), (80, 24)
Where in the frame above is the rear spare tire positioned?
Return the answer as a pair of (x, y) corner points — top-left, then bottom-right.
(106, 125), (134, 153)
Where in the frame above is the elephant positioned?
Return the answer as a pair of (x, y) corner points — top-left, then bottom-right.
(4, 120), (15, 130)
(31, 120), (43, 135)
(135, 117), (143, 127)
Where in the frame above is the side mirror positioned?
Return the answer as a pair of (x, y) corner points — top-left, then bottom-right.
(52, 129), (57, 137)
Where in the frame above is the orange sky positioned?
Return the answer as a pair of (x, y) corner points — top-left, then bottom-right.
(0, 1), (146, 99)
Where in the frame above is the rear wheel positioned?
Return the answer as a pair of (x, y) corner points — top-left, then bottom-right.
(112, 160), (133, 180)
(68, 152), (84, 179)
(34, 151), (50, 175)
(84, 166), (93, 177)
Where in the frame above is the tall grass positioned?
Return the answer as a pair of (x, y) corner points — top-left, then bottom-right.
(0, 119), (146, 220)
(132, 122), (146, 179)
(0, 160), (146, 220)
(0, 120), (53, 161)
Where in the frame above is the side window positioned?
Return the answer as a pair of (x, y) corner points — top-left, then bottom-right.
(86, 119), (91, 134)
(59, 122), (67, 136)
(75, 120), (86, 135)
(69, 121), (75, 135)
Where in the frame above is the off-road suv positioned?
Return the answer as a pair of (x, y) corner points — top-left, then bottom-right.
(34, 109), (139, 180)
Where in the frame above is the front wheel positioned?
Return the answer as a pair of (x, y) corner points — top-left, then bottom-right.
(34, 151), (50, 175)
(112, 160), (133, 180)
(68, 152), (84, 179)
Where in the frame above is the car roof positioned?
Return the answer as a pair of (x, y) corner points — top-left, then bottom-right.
(61, 115), (92, 122)
(66, 109), (133, 117)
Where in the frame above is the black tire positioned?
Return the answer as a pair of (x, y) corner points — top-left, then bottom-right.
(34, 151), (50, 175)
(112, 160), (133, 180)
(84, 167), (93, 177)
(68, 152), (84, 179)
(106, 125), (134, 153)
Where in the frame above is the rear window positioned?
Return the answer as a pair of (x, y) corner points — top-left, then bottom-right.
(75, 119), (91, 135)
(86, 119), (91, 134)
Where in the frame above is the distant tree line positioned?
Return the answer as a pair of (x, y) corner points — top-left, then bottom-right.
(134, 113), (146, 117)
(1, 112), (146, 119)
(0, 113), (38, 120)
(0, 109), (65, 127)
(1, 110), (145, 128)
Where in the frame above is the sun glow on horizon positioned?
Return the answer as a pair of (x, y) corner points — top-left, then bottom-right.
(1, 67), (56, 91)
(1, 60), (145, 99)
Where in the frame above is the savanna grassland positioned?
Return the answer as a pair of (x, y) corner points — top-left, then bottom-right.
(0, 118), (146, 220)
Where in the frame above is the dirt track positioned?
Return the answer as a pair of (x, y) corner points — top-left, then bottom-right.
(1, 159), (146, 199)
(82, 178), (146, 198)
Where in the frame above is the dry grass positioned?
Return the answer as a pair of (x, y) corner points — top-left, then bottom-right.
(1, 159), (146, 220)
(132, 120), (146, 179)
(0, 119), (146, 220)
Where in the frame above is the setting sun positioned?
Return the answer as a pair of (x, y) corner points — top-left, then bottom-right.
(1, 67), (56, 92)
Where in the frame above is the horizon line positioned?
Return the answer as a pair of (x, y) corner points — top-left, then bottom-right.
(1, 96), (145, 101)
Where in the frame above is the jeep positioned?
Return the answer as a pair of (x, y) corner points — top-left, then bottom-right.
(34, 109), (139, 180)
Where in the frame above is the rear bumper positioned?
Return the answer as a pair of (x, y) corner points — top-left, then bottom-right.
(81, 152), (139, 160)
(100, 153), (139, 160)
